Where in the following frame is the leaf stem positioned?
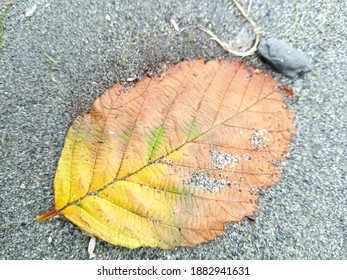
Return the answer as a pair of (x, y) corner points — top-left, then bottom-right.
(35, 208), (59, 221)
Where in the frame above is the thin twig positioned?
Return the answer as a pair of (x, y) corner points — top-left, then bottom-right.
(291, 0), (300, 35)
(247, 0), (253, 16)
(198, 0), (261, 57)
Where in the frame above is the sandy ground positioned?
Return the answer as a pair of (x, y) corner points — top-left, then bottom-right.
(0, 0), (346, 259)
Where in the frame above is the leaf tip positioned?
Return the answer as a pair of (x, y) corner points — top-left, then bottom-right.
(35, 209), (59, 222)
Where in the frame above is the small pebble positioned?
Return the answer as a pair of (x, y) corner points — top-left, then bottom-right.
(47, 236), (52, 244)
(24, 5), (37, 18)
(164, 12), (172, 23)
(105, 14), (111, 21)
(258, 38), (313, 78)
(88, 236), (96, 259)
(164, 12), (179, 31)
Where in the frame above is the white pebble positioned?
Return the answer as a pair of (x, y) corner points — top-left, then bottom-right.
(24, 5), (37, 18)
(47, 236), (52, 244)
(88, 236), (96, 259)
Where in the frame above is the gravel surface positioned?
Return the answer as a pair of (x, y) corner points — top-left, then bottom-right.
(1, 0), (346, 260)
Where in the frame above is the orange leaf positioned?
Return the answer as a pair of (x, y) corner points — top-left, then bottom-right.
(282, 86), (294, 98)
(36, 59), (296, 248)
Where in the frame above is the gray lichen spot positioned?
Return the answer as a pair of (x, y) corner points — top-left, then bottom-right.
(250, 129), (268, 150)
(210, 150), (238, 170)
(185, 172), (227, 192)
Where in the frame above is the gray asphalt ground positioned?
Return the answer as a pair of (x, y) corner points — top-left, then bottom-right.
(1, 0), (346, 260)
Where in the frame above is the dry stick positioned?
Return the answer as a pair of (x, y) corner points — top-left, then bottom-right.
(198, 0), (261, 57)
(290, 0), (300, 35)
(247, 0), (253, 16)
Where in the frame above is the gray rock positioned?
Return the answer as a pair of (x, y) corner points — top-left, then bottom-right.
(258, 38), (313, 78)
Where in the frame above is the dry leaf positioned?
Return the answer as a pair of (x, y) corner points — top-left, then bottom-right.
(282, 86), (294, 98)
(36, 59), (295, 249)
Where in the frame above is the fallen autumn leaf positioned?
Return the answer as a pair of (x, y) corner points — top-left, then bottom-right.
(36, 58), (296, 249)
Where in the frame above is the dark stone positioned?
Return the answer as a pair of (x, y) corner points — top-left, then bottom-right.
(258, 38), (313, 78)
